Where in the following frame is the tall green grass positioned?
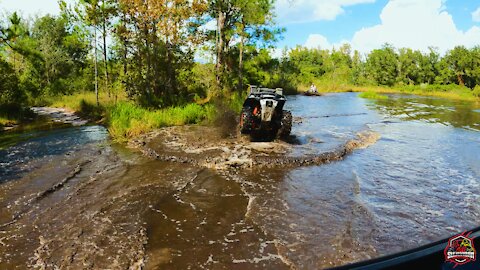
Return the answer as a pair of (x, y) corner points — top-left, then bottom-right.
(298, 82), (480, 102)
(0, 104), (35, 128)
(31, 91), (241, 142)
(37, 92), (119, 111)
(107, 102), (212, 142)
(358, 91), (388, 100)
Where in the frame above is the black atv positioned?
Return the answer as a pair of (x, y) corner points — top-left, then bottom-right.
(239, 85), (292, 139)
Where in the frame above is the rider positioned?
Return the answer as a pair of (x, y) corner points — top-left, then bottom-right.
(309, 83), (317, 93)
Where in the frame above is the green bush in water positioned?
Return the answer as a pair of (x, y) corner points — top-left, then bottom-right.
(358, 91), (389, 100)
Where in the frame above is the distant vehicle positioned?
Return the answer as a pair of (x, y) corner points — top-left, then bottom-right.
(303, 91), (323, 96)
(304, 83), (323, 96)
(239, 85), (292, 139)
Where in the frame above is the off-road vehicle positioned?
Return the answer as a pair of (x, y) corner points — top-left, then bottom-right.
(239, 85), (292, 139)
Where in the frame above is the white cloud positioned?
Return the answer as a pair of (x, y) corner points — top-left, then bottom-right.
(304, 34), (350, 50)
(473, 7), (480, 22)
(305, 34), (332, 49)
(270, 47), (286, 59)
(275, 0), (375, 24)
(351, 0), (480, 53)
(303, 0), (480, 54)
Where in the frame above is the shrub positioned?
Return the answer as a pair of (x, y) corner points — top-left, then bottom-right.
(473, 85), (480, 98)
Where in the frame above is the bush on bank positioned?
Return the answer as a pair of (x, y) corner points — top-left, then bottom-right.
(358, 91), (388, 100)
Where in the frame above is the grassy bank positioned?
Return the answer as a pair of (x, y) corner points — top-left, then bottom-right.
(358, 91), (388, 100)
(0, 104), (35, 128)
(0, 117), (17, 127)
(37, 91), (246, 142)
(107, 92), (245, 142)
(297, 82), (480, 102)
(107, 102), (215, 142)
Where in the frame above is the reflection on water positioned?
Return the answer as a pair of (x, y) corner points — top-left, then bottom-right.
(240, 93), (480, 268)
(0, 93), (479, 269)
(368, 95), (480, 131)
(0, 125), (108, 182)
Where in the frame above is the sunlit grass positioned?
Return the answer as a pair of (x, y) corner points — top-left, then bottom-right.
(299, 81), (480, 102)
(25, 91), (242, 143)
(0, 117), (18, 127)
(46, 91), (125, 112)
(107, 102), (214, 142)
(351, 85), (479, 102)
(358, 91), (388, 100)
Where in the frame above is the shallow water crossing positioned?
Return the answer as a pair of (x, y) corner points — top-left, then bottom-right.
(0, 93), (479, 269)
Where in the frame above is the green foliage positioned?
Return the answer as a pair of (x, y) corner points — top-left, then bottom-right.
(1, 11), (90, 102)
(2, 2), (480, 140)
(31, 15), (89, 95)
(473, 85), (480, 98)
(181, 63), (218, 101)
(0, 58), (24, 105)
(78, 99), (104, 120)
(226, 91), (247, 113)
(107, 102), (211, 142)
(366, 44), (398, 86)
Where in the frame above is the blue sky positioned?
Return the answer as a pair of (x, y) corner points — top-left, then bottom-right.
(2, 0), (480, 54)
(275, 0), (480, 54)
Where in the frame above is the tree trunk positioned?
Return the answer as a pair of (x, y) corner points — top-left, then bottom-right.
(238, 33), (244, 92)
(13, 52), (16, 73)
(102, 17), (110, 97)
(94, 27), (99, 106)
(216, 11), (225, 86)
(457, 73), (464, 86)
(143, 21), (151, 96)
(121, 13), (128, 103)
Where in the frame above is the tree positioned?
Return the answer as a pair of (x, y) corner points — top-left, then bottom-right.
(444, 46), (471, 87)
(207, 0), (280, 90)
(397, 48), (422, 85)
(29, 15), (89, 95)
(0, 12), (29, 71)
(0, 57), (23, 106)
(287, 47), (326, 85)
(99, 0), (117, 97)
(366, 44), (398, 86)
(418, 47), (439, 84)
(235, 0), (278, 91)
(76, 0), (101, 105)
(467, 46), (480, 88)
(115, 0), (207, 106)
(351, 50), (368, 85)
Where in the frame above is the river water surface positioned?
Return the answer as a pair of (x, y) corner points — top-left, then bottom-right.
(0, 93), (479, 269)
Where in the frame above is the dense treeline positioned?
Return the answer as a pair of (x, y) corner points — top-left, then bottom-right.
(1, 0), (479, 130)
(0, 0), (279, 109)
(255, 44), (480, 95)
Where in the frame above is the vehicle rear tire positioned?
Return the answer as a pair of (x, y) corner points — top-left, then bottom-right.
(240, 107), (254, 134)
(279, 110), (292, 138)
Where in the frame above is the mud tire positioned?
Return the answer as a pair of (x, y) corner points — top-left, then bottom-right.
(279, 110), (292, 138)
(240, 107), (254, 134)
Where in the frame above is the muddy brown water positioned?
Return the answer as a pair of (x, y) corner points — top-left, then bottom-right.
(0, 93), (479, 269)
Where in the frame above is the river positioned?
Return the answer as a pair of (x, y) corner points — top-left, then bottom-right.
(0, 93), (479, 269)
